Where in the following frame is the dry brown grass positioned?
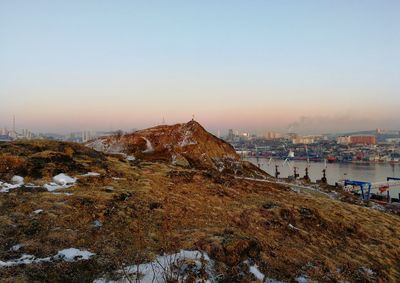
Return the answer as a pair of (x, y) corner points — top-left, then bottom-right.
(1, 141), (400, 282)
(0, 154), (27, 179)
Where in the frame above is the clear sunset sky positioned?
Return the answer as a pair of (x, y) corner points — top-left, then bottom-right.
(0, 0), (399, 134)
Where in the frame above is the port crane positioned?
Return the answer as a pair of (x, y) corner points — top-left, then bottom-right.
(344, 177), (400, 202)
(344, 180), (372, 201)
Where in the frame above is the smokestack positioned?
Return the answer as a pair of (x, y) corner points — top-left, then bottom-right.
(13, 115), (15, 132)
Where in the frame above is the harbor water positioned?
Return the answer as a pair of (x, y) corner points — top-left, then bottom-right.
(246, 157), (400, 198)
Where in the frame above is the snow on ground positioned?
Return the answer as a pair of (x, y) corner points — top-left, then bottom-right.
(0, 254), (51, 267)
(25, 184), (40, 188)
(10, 244), (24, 252)
(33, 209), (43, 214)
(43, 173), (76, 192)
(81, 172), (101, 177)
(244, 260), (285, 283)
(171, 154), (177, 165)
(55, 248), (95, 262)
(295, 276), (308, 283)
(0, 176), (25, 192)
(93, 220), (102, 228)
(52, 192), (73, 196)
(53, 174), (76, 185)
(87, 139), (108, 152)
(126, 155), (135, 161)
(107, 142), (125, 154)
(112, 177), (126, 181)
(2, 174), (78, 193)
(94, 250), (215, 283)
(87, 138), (126, 154)
(142, 137), (154, 153)
(179, 130), (197, 147)
(11, 175), (24, 185)
(248, 263), (265, 281)
(288, 224), (300, 231)
(0, 181), (22, 193)
(0, 248), (95, 268)
(43, 183), (73, 192)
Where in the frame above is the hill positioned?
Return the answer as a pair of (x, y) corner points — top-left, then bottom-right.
(87, 120), (267, 178)
(0, 124), (400, 282)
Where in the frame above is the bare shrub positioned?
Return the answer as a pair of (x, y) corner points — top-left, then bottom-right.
(0, 154), (26, 177)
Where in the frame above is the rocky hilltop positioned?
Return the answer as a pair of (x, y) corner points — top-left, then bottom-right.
(87, 120), (266, 178)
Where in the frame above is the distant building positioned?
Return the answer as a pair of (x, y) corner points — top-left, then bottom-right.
(0, 135), (13, 142)
(8, 131), (17, 139)
(81, 130), (94, 143)
(336, 136), (351, 145)
(292, 136), (315, 145)
(350, 135), (376, 145)
(21, 129), (33, 139)
(287, 133), (299, 139)
(385, 138), (400, 144)
(264, 131), (282, 140)
(227, 129), (234, 141)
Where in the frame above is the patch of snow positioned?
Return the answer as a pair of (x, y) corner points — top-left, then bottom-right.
(0, 248), (95, 267)
(126, 155), (135, 161)
(81, 172), (101, 177)
(213, 159), (226, 173)
(290, 187), (301, 193)
(55, 248), (95, 262)
(288, 224), (300, 231)
(370, 203), (386, 211)
(25, 183), (40, 188)
(88, 138), (126, 154)
(245, 261), (265, 281)
(10, 244), (24, 252)
(249, 265), (264, 281)
(11, 175), (24, 185)
(244, 260), (284, 283)
(33, 209), (43, 214)
(179, 130), (197, 147)
(93, 250), (215, 283)
(142, 137), (154, 153)
(171, 154), (177, 165)
(87, 139), (108, 152)
(53, 174), (76, 185)
(107, 142), (125, 154)
(52, 192), (73, 196)
(43, 183), (72, 192)
(360, 267), (375, 276)
(296, 276), (308, 283)
(0, 181), (22, 193)
(93, 220), (102, 228)
(0, 254), (51, 267)
(43, 173), (77, 192)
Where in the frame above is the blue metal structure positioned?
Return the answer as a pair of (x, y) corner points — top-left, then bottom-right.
(344, 180), (372, 201)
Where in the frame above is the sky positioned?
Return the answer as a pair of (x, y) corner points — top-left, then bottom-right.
(0, 0), (399, 134)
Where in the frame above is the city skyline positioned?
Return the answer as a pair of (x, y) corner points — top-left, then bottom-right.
(1, 1), (399, 133)
(1, 114), (399, 138)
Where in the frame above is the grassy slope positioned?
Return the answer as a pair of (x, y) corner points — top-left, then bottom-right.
(0, 141), (400, 282)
